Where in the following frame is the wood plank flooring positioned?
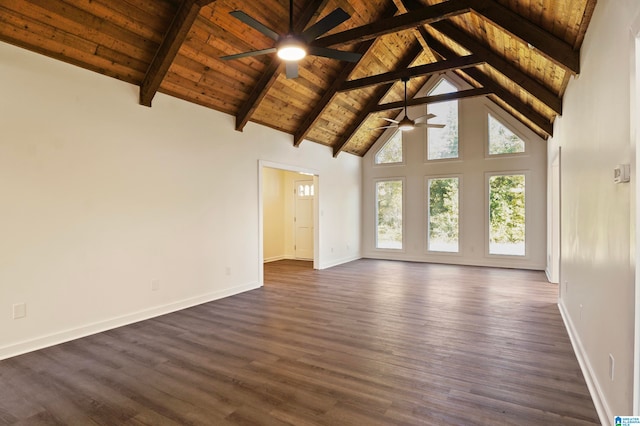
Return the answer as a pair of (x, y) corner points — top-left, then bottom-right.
(0, 259), (599, 425)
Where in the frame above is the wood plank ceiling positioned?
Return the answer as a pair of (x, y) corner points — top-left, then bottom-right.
(0, 0), (596, 157)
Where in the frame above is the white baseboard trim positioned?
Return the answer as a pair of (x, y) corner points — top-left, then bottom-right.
(0, 281), (260, 361)
(558, 300), (611, 426)
(544, 267), (559, 284)
(362, 253), (545, 271)
(319, 254), (362, 269)
(264, 255), (298, 263)
(264, 255), (285, 263)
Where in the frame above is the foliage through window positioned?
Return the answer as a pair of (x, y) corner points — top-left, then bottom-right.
(427, 79), (459, 160)
(375, 131), (402, 164)
(376, 180), (403, 249)
(489, 174), (525, 256)
(488, 113), (525, 155)
(428, 177), (459, 252)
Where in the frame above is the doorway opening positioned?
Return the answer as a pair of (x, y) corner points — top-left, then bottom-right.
(258, 161), (319, 286)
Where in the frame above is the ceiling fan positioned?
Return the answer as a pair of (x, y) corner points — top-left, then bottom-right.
(375, 77), (446, 132)
(220, 0), (362, 79)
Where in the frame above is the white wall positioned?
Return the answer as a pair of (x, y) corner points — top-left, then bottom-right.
(362, 74), (547, 270)
(549, 0), (640, 421)
(0, 41), (362, 359)
(263, 168), (286, 262)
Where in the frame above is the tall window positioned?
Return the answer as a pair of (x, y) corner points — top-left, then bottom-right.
(428, 177), (459, 252)
(376, 180), (403, 249)
(489, 174), (525, 256)
(375, 131), (403, 164)
(488, 113), (525, 155)
(427, 79), (459, 160)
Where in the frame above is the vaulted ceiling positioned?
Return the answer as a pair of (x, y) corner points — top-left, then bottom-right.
(0, 0), (596, 157)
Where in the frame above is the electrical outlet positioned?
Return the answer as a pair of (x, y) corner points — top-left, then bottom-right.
(609, 354), (615, 381)
(564, 281), (569, 294)
(151, 280), (160, 291)
(12, 303), (26, 319)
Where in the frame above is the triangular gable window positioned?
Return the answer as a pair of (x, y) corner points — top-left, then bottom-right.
(488, 113), (525, 155)
(374, 131), (403, 164)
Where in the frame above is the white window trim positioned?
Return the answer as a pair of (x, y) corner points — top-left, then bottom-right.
(373, 129), (405, 167)
(484, 104), (530, 159)
(420, 73), (466, 95)
(484, 170), (530, 259)
(424, 77), (462, 163)
(374, 177), (406, 252)
(424, 174), (463, 256)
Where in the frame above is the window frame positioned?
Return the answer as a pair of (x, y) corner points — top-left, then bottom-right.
(374, 177), (406, 252)
(484, 171), (530, 259)
(484, 106), (529, 159)
(373, 129), (405, 167)
(424, 77), (462, 163)
(424, 174), (463, 256)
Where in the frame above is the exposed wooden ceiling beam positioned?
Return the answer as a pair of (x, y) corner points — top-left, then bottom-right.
(333, 42), (424, 158)
(293, 39), (377, 147)
(234, 60), (281, 132)
(371, 87), (492, 112)
(424, 33), (553, 137)
(318, 0), (578, 76)
(468, 0), (579, 74)
(140, 0), (214, 107)
(234, 0), (329, 132)
(480, 75), (554, 137)
(427, 21), (562, 115)
(315, 0), (471, 47)
(391, 0), (438, 62)
(339, 55), (483, 92)
(293, 2), (400, 147)
(195, 1), (217, 8)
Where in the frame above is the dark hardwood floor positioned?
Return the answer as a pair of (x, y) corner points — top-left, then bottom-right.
(0, 259), (599, 425)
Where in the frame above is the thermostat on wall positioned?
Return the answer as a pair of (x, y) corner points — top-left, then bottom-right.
(614, 164), (630, 183)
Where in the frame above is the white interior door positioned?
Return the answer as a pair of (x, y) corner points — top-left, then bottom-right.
(295, 180), (314, 260)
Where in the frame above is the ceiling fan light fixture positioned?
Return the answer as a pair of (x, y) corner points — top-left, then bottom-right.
(398, 117), (415, 132)
(276, 35), (307, 61)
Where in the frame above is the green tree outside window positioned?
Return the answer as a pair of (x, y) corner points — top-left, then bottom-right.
(376, 180), (403, 249)
(375, 131), (403, 164)
(428, 79), (459, 160)
(488, 114), (525, 155)
(428, 177), (459, 252)
(489, 174), (525, 255)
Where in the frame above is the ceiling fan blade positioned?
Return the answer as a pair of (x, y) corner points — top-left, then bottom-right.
(229, 11), (279, 40)
(415, 123), (446, 128)
(372, 125), (397, 130)
(308, 46), (362, 62)
(381, 117), (399, 124)
(414, 113), (437, 122)
(220, 47), (277, 61)
(285, 62), (299, 79)
(302, 8), (350, 42)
